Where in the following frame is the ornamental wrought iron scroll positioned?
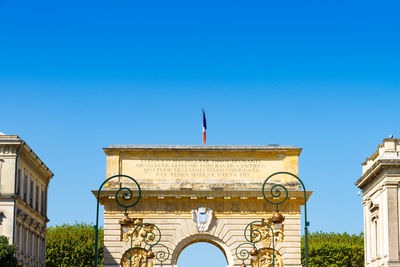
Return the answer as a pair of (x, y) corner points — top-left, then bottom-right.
(152, 244), (170, 265)
(93, 174), (170, 267)
(235, 171), (310, 267)
(261, 171), (310, 267)
(94, 174), (141, 267)
(125, 218), (170, 266)
(235, 220), (277, 267)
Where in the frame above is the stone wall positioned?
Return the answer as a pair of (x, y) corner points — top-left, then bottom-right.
(98, 145), (310, 267)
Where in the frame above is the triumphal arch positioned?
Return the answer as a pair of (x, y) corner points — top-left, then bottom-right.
(95, 145), (311, 267)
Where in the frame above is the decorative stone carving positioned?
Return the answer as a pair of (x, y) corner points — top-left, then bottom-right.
(121, 248), (147, 267)
(250, 219), (284, 247)
(231, 201), (240, 212)
(251, 248), (283, 267)
(122, 219), (155, 247)
(192, 206), (213, 232)
(101, 145), (308, 266)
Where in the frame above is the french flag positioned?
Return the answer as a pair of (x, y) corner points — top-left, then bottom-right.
(202, 107), (207, 144)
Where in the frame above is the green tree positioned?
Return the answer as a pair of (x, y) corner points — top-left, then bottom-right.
(0, 235), (18, 267)
(301, 232), (364, 267)
(46, 223), (104, 267)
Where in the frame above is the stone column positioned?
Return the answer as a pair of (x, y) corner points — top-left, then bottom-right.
(385, 183), (400, 264)
(363, 199), (369, 265)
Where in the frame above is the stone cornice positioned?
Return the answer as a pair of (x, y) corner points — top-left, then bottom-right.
(0, 135), (53, 180)
(0, 144), (19, 156)
(104, 145), (302, 154)
(355, 159), (400, 189)
(16, 206), (47, 234)
(16, 198), (49, 223)
(362, 198), (370, 206)
(362, 138), (400, 165)
(100, 180), (303, 191)
(383, 181), (399, 188)
(92, 189), (312, 202)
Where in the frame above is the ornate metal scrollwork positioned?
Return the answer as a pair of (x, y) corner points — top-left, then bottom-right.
(261, 171), (310, 266)
(95, 175), (142, 267)
(128, 222), (161, 248)
(235, 242), (254, 263)
(95, 175), (170, 267)
(152, 244), (170, 264)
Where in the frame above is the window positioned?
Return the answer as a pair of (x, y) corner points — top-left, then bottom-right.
(35, 186), (39, 211)
(369, 201), (379, 260)
(374, 219), (379, 257)
(41, 190), (44, 215)
(25, 228), (28, 254)
(15, 223), (20, 250)
(41, 238), (45, 262)
(23, 175), (28, 202)
(30, 232), (33, 256)
(17, 169), (21, 196)
(19, 225), (23, 250)
(44, 189), (47, 217)
(35, 235), (37, 259)
(29, 180), (34, 207)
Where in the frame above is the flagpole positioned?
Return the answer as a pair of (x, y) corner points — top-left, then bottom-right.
(202, 107), (207, 145)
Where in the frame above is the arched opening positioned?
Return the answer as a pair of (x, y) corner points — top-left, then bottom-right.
(177, 242), (228, 267)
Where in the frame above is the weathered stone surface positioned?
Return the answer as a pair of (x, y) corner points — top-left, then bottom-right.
(356, 138), (400, 267)
(0, 135), (53, 267)
(98, 145), (311, 267)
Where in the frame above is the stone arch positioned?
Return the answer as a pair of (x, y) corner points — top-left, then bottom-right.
(171, 233), (235, 266)
(100, 146), (309, 267)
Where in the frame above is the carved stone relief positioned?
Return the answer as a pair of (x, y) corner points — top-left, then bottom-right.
(122, 219), (155, 247)
(251, 248), (283, 267)
(250, 219), (284, 247)
(121, 248), (147, 267)
(191, 206), (214, 232)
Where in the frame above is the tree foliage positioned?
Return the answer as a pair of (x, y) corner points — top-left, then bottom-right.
(0, 235), (18, 267)
(302, 232), (364, 267)
(46, 223), (104, 267)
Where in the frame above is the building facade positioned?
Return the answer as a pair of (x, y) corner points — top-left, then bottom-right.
(0, 134), (53, 267)
(355, 138), (400, 267)
(95, 145), (311, 267)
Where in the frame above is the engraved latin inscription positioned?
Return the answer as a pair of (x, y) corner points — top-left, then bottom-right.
(121, 159), (283, 180)
(136, 160), (262, 178)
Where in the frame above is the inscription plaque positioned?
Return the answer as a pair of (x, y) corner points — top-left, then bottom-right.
(121, 159), (283, 180)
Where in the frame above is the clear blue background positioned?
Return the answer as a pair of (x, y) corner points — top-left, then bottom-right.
(1, 0), (400, 266)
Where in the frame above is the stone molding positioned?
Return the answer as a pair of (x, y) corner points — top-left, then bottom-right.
(106, 145), (300, 151)
(356, 138), (400, 266)
(100, 144), (306, 267)
(0, 135), (53, 179)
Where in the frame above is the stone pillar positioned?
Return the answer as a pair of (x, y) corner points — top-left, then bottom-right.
(363, 199), (370, 265)
(385, 183), (400, 263)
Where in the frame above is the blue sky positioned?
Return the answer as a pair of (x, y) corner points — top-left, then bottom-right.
(1, 0), (400, 265)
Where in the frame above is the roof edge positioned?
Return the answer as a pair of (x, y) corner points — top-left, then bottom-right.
(0, 135), (54, 178)
(104, 145), (301, 152)
(355, 159), (400, 188)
